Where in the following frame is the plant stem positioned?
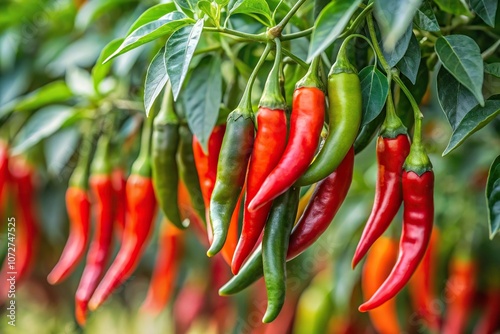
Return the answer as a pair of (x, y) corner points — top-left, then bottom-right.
(338, 2), (374, 40)
(204, 27), (267, 42)
(282, 47), (308, 69)
(482, 39), (500, 59)
(366, 14), (391, 73)
(393, 74), (423, 146)
(270, 0), (308, 36)
(281, 27), (313, 40)
(238, 44), (273, 112)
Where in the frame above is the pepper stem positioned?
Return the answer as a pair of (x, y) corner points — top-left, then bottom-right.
(296, 56), (323, 90)
(237, 43), (273, 115)
(329, 34), (375, 75)
(131, 108), (156, 176)
(70, 126), (95, 189)
(259, 38), (286, 110)
(380, 83), (407, 138)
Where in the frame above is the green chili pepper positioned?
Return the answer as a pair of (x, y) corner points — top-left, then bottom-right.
(297, 38), (361, 185)
(152, 83), (185, 229)
(262, 186), (300, 323)
(178, 124), (206, 224)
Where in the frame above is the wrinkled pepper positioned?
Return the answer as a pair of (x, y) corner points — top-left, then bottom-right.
(249, 57), (324, 212)
(89, 111), (157, 311)
(232, 39), (288, 274)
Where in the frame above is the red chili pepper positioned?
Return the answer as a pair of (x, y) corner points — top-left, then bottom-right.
(0, 141), (9, 207)
(248, 58), (324, 212)
(141, 221), (183, 314)
(359, 169), (434, 312)
(442, 255), (477, 334)
(287, 147), (354, 260)
(178, 180), (207, 246)
(473, 287), (500, 334)
(408, 227), (441, 332)
(89, 114), (157, 311)
(47, 187), (91, 284)
(362, 236), (402, 334)
(232, 40), (288, 274)
(352, 134), (410, 268)
(111, 167), (127, 239)
(48, 133), (94, 285)
(0, 156), (38, 303)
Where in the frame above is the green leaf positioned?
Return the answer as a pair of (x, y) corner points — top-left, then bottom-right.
(486, 155), (500, 238)
(66, 67), (94, 97)
(379, 23), (412, 68)
(229, 0), (274, 26)
(198, 0), (218, 24)
(92, 38), (124, 93)
(75, 0), (136, 31)
(433, 0), (470, 15)
(359, 65), (389, 126)
(174, 0), (199, 12)
(435, 35), (484, 106)
(182, 56), (222, 151)
(397, 33), (421, 84)
(443, 98), (500, 155)
(166, 19), (204, 100)
(469, 0), (497, 26)
(104, 12), (192, 63)
(0, 81), (73, 118)
(12, 106), (77, 155)
(126, 3), (178, 35)
(144, 47), (169, 117)
(307, 0), (362, 62)
(485, 63), (500, 78)
(413, 1), (440, 31)
(374, 0), (423, 51)
(437, 67), (478, 130)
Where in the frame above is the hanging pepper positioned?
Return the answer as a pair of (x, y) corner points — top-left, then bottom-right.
(297, 37), (361, 186)
(219, 148), (354, 295)
(152, 83), (185, 230)
(47, 132), (94, 285)
(473, 282), (500, 334)
(111, 166), (126, 239)
(262, 187), (300, 323)
(362, 236), (402, 334)
(408, 227), (441, 332)
(207, 43), (272, 257)
(248, 57), (325, 212)
(89, 111), (157, 311)
(0, 156), (38, 303)
(141, 220), (183, 314)
(352, 93), (410, 268)
(178, 125), (206, 224)
(441, 254), (476, 334)
(232, 39), (288, 274)
(359, 141), (434, 312)
(178, 180), (208, 246)
(75, 134), (115, 325)
(0, 140), (8, 209)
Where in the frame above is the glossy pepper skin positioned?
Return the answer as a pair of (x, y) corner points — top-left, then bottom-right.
(111, 167), (126, 239)
(207, 43), (272, 258)
(352, 134), (410, 268)
(178, 125), (206, 224)
(48, 133), (94, 285)
(362, 237), (402, 334)
(75, 136), (115, 326)
(219, 148), (354, 295)
(408, 228), (441, 332)
(248, 57), (325, 212)
(442, 256), (476, 334)
(262, 187), (300, 323)
(359, 169), (434, 312)
(141, 221), (183, 314)
(0, 157), (38, 303)
(152, 84), (184, 229)
(232, 39), (287, 273)
(297, 42), (361, 186)
(89, 113), (157, 311)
